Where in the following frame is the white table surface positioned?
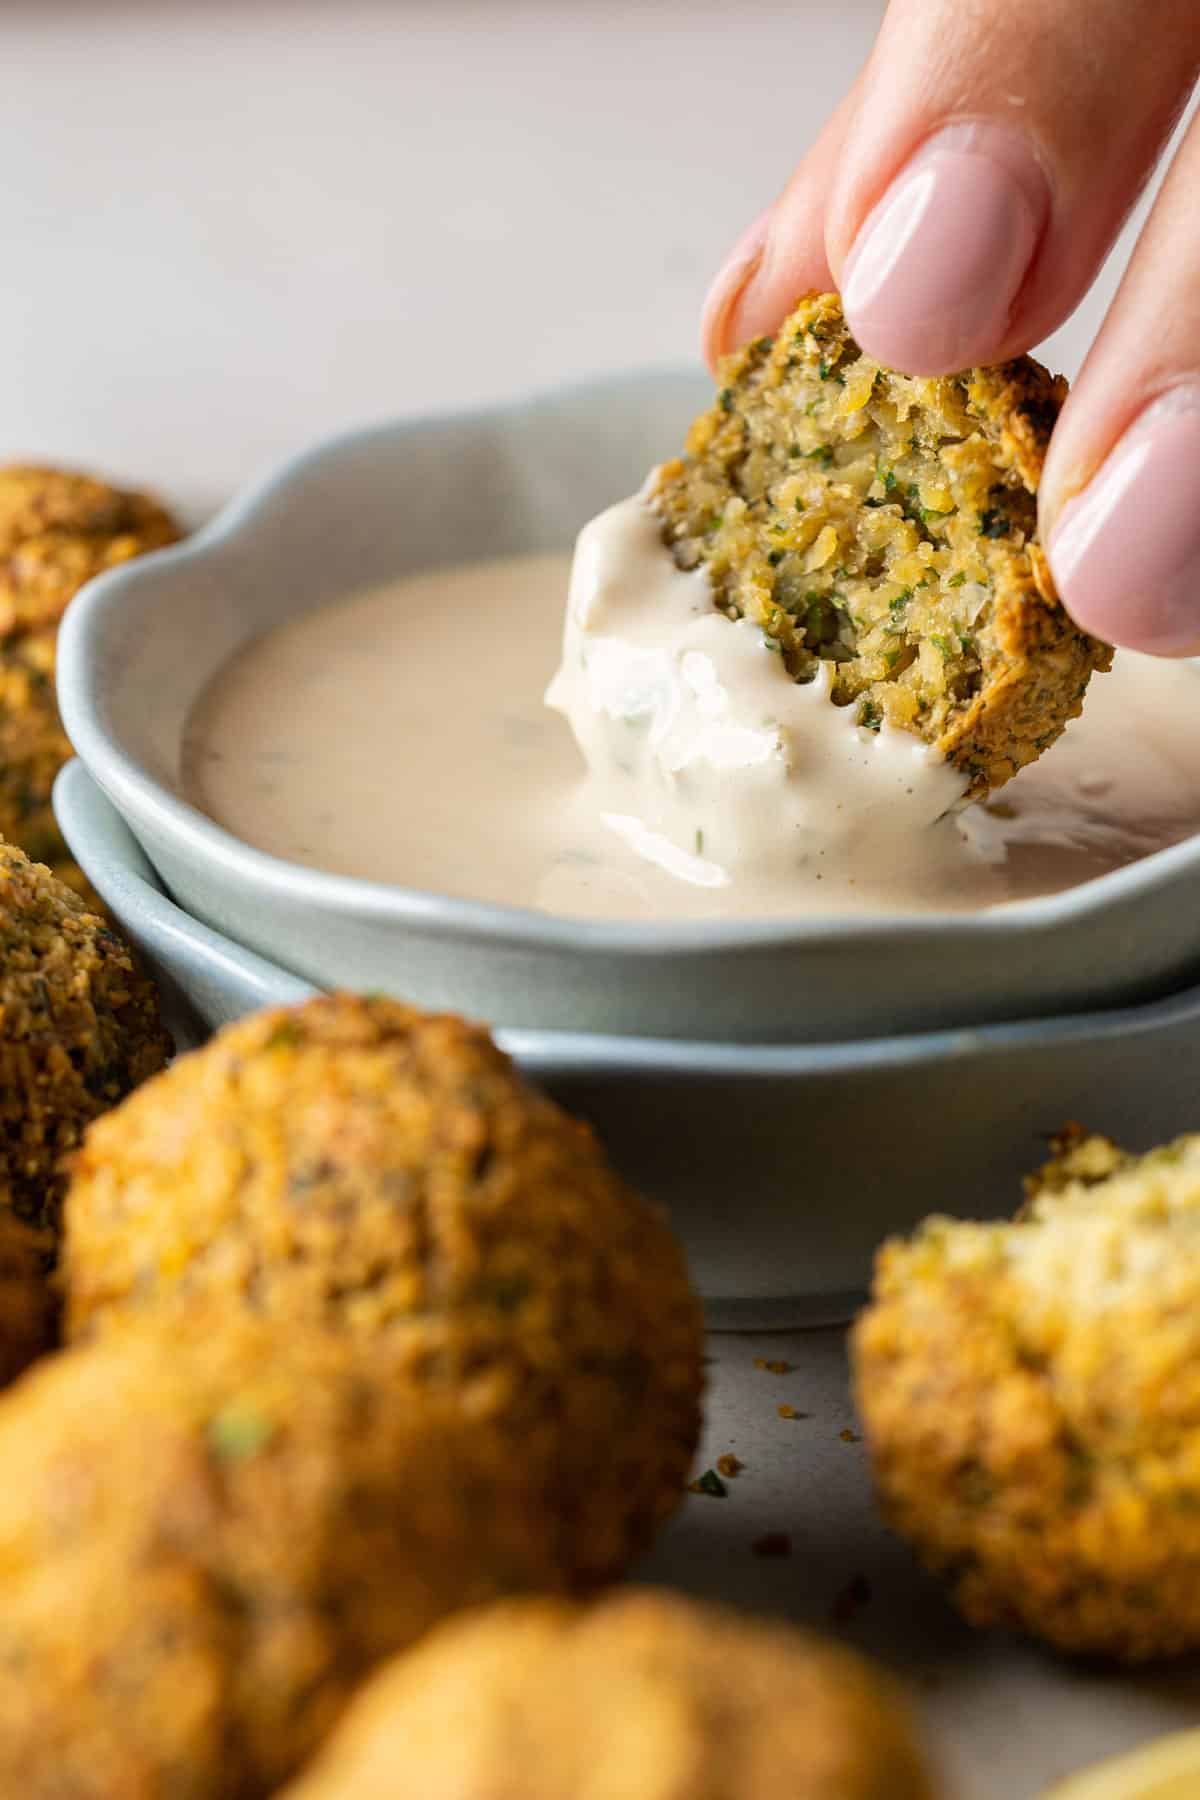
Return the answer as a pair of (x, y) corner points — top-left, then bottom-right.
(16, 4), (1200, 1794)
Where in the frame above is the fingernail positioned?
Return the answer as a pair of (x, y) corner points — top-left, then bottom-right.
(841, 123), (1048, 375)
(701, 209), (771, 366)
(1048, 388), (1200, 654)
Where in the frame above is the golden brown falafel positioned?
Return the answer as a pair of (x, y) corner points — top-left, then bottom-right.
(0, 841), (169, 1236)
(281, 1588), (937, 1800)
(0, 629), (75, 873)
(64, 993), (703, 1578)
(0, 462), (180, 884)
(854, 1132), (1200, 1660)
(0, 1317), (594, 1800)
(0, 462), (179, 635)
(652, 292), (1110, 796)
(0, 1211), (54, 1385)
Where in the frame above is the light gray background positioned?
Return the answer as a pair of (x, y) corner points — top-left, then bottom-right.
(11, 4), (1200, 1793)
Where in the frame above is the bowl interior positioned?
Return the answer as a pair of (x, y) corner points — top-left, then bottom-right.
(72, 369), (709, 804)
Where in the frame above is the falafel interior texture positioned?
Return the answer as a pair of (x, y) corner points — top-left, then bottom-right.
(651, 292), (1111, 796)
(853, 1133), (1200, 1660)
(0, 1318), (589, 1800)
(0, 842), (169, 1237)
(281, 1590), (936, 1800)
(0, 463), (180, 886)
(63, 993), (704, 1581)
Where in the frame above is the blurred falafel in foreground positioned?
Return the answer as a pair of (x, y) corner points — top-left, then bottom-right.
(0, 841), (169, 1239)
(64, 992), (705, 1582)
(0, 1318), (598, 1799)
(281, 1588), (937, 1800)
(854, 1131), (1200, 1660)
(0, 463), (179, 888)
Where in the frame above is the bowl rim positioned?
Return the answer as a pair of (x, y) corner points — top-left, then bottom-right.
(54, 755), (1200, 1075)
(57, 370), (1200, 959)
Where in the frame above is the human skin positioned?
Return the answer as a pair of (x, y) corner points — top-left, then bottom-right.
(702, 3), (1200, 656)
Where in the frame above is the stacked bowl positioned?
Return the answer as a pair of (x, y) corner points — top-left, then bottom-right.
(55, 374), (1200, 1324)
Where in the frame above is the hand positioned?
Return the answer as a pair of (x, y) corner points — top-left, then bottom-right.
(701, 3), (1200, 655)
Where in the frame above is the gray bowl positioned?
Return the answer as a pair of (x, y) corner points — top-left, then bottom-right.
(57, 372), (1200, 1044)
(56, 758), (1200, 1325)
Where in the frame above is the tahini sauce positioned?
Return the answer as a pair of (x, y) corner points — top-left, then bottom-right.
(183, 501), (1200, 921)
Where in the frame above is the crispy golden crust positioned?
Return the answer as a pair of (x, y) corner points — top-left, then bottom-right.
(0, 632), (74, 871)
(0, 463), (180, 883)
(281, 1589), (936, 1800)
(0, 1319), (587, 1799)
(854, 1134), (1200, 1660)
(1022, 1121), (1132, 1206)
(64, 993), (703, 1580)
(651, 293), (1111, 797)
(0, 1212), (55, 1386)
(0, 843), (169, 1237)
(0, 464), (179, 635)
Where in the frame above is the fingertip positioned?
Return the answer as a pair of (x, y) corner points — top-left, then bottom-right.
(700, 210), (771, 369)
(1047, 391), (1200, 655)
(837, 123), (1047, 378)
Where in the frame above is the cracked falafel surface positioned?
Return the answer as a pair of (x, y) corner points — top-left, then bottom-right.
(854, 1133), (1200, 1660)
(64, 993), (704, 1580)
(0, 841), (169, 1236)
(652, 293), (1111, 797)
(281, 1588), (937, 1800)
(0, 1318), (587, 1800)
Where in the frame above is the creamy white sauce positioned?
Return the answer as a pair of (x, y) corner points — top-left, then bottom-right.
(545, 495), (974, 911)
(183, 512), (1200, 922)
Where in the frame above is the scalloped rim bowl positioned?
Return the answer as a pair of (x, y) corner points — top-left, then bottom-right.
(57, 371), (1200, 1043)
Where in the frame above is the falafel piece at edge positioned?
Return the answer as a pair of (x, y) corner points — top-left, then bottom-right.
(0, 840), (171, 1236)
(854, 1132), (1200, 1660)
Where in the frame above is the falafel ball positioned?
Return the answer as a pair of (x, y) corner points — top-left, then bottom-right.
(0, 462), (180, 884)
(64, 993), (704, 1579)
(0, 1318), (592, 1800)
(280, 1589), (937, 1800)
(854, 1132), (1200, 1660)
(0, 463), (179, 636)
(652, 292), (1111, 797)
(0, 1211), (54, 1385)
(0, 840), (169, 1236)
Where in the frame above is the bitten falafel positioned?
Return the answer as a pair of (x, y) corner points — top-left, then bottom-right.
(0, 462), (179, 884)
(0, 1318), (593, 1799)
(0, 841), (169, 1236)
(64, 993), (704, 1579)
(281, 1588), (937, 1800)
(652, 293), (1111, 796)
(854, 1132), (1200, 1660)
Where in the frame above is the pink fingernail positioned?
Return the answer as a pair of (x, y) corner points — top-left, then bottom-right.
(701, 208), (771, 363)
(1048, 389), (1200, 654)
(841, 123), (1048, 375)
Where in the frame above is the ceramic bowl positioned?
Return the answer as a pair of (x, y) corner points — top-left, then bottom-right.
(56, 759), (1200, 1325)
(57, 371), (1200, 1044)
